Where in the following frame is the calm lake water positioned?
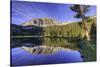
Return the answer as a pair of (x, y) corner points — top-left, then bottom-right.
(11, 47), (83, 66)
(11, 37), (83, 66)
(11, 37), (78, 49)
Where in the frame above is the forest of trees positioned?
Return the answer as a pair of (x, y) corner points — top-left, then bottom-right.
(11, 16), (95, 38)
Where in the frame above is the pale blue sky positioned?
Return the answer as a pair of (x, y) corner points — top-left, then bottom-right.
(11, 1), (96, 25)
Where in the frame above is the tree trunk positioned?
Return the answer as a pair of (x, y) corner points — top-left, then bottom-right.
(83, 21), (90, 41)
(79, 5), (90, 41)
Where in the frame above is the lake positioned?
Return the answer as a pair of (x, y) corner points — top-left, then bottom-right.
(11, 47), (83, 66)
(11, 37), (83, 66)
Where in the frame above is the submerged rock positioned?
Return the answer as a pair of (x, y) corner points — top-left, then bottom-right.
(21, 46), (71, 54)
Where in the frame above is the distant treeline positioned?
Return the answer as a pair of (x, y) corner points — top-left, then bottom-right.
(11, 17), (96, 38)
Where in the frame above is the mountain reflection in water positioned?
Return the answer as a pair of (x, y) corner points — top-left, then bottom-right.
(11, 48), (83, 66)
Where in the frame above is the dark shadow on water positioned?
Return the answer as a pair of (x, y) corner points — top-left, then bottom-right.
(11, 37), (44, 48)
(11, 37), (79, 49)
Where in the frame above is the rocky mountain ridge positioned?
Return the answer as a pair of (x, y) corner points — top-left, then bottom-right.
(21, 18), (59, 27)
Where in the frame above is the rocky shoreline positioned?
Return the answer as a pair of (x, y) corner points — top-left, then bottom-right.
(21, 46), (71, 54)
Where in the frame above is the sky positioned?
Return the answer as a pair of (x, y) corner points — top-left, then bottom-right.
(11, 1), (96, 25)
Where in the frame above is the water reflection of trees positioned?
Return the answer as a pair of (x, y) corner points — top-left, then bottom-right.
(11, 37), (79, 50)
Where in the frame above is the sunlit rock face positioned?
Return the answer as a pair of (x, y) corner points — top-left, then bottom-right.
(21, 18), (58, 27)
(21, 46), (71, 54)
